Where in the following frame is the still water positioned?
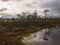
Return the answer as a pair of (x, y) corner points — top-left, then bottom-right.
(22, 27), (60, 45)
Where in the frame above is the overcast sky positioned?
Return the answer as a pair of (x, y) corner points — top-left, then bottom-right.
(0, 0), (60, 16)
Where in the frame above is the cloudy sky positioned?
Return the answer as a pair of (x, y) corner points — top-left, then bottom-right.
(0, 0), (60, 16)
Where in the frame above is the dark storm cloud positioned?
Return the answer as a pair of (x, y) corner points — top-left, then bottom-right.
(2, 0), (10, 1)
(2, 0), (22, 2)
(25, 4), (32, 7)
(41, 0), (60, 15)
(0, 8), (7, 11)
(25, 0), (40, 8)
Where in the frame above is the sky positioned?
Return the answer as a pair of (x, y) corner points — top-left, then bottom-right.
(0, 0), (60, 17)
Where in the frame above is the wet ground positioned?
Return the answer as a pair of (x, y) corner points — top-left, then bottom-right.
(22, 27), (60, 45)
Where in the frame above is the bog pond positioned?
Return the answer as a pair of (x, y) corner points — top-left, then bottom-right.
(22, 27), (60, 45)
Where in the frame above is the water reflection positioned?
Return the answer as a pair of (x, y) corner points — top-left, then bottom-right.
(22, 27), (60, 45)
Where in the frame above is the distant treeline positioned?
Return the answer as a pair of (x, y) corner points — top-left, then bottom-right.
(1, 10), (60, 19)
(0, 10), (60, 32)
